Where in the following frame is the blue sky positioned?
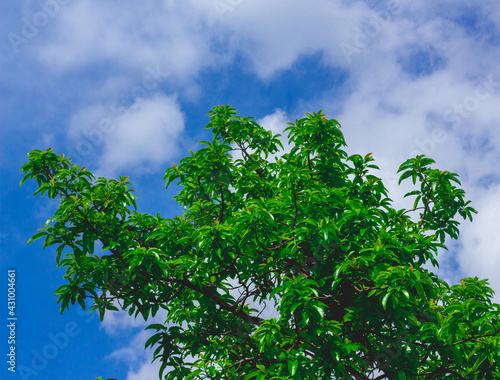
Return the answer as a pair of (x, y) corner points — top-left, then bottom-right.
(2, 0), (500, 379)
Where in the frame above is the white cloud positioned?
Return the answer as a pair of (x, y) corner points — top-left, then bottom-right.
(258, 110), (289, 144)
(98, 94), (185, 177)
(107, 329), (152, 363)
(257, 109), (297, 166)
(107, 328), (163, 380)
(126, 358), (162, 380)
(101, 308), (152, 336)
(33, 0), (402, 81)
(201, 0), (372, 78)
(457, 185), (500, 300)
(102, 304), (169, 379)
(100, 296), (169, 335)
(43, 0), (500, 186)
(36, 1), (216, 80)
(68, 94), (185, 177)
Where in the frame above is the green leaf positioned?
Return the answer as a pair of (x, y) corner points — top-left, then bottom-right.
(20, 173), (33, 186)
(288, 359), (298, 376)
(145, 333), (163, 349)
(398, 170), (413, 184)
(311, 304), (325, 319)
(419, 157), (435, 166)
(146, 323), (166, 331)
(76, 295), (86, 310)
(397, 370), (407, 380)
(27, 231), (47, 245)
(401, 289), (410, 301)
(54, 284), (69, 295)
(472, 352), (488, 372)
(59, 295), (70, 315)
(415, 281), (425, 300)
(382, 292), (391, 310)
(334, 262), (347, 280)
(290, 301), (302, 313)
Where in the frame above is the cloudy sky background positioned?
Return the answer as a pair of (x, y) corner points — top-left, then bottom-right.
(2, 0), (500, 379)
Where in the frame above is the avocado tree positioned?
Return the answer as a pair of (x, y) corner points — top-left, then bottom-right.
(22, 105), (500, 379)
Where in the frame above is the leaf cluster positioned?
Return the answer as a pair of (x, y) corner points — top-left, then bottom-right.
(22, 106), (500, 379)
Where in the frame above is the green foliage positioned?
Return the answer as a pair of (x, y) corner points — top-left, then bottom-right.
(22, 106), (500, 379)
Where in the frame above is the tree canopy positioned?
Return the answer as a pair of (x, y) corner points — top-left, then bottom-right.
(22, 105), (500, 379)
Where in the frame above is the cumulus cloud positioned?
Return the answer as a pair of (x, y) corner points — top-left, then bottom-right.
(205, 0), (371, 78)
(67, 94), (185, 177)
(32, 0), (405, 82)
(36, 1), (216, 80)
(98, 95), (184, 176)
